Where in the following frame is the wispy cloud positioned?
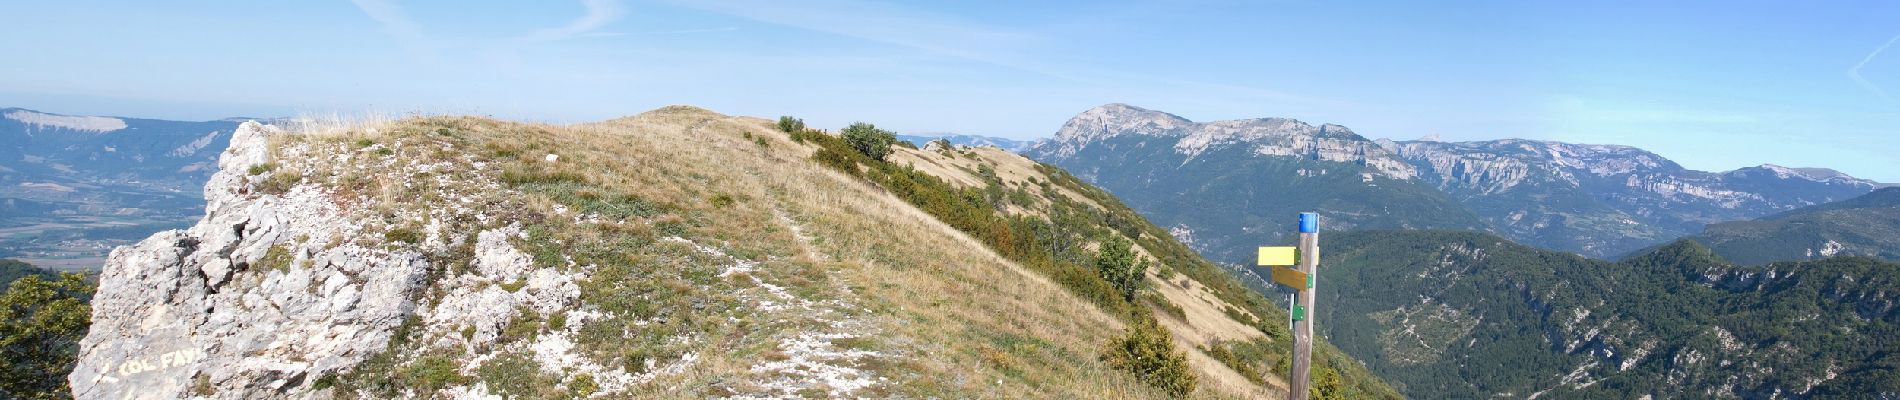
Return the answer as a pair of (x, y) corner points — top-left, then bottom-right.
(668, 0), (1327, 106)
(641, 27), (741, 35)
(518, 0), (628, 42)
(1849, 33), (1900, 104)
(349, 0), (435, 58)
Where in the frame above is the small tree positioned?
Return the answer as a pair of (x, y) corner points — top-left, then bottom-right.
(775, 116), (806, 133)
(0, 273), (93, 399)
(1095, 237), (1144, 302)
(840, 122), (896, 161)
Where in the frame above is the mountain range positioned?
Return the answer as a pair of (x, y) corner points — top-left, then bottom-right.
(895, 133), (1035, 152)
(0, 108), (243, 270)
(1680, 187), (1900, 265)
(1027, 104), (1883, 261)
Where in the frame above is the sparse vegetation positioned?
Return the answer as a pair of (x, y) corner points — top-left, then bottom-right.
(255, 170), (302, 195)
(382, 227), (422, 244)
(257, 245), (294, 272)
(400, 352), (469, 394)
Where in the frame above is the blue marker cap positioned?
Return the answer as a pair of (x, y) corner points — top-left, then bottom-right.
(1299, 212), (1319, 233)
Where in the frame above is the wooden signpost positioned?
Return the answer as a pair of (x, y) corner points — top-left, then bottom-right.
(1259, 212), (1319, 400)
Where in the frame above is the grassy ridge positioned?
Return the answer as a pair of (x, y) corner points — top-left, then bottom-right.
(792, 123), (1400, 399)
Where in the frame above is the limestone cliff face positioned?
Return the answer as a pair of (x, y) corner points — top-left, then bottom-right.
(70, 122), (403, 398)
(1384, 139), (1879, 257)
(68, 122), (580, 398)
(1040, 104), (1417, 179)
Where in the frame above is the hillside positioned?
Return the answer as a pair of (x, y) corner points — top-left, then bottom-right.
(896, 133), (1034, 153)
(1684, 187), (1900, 265)
(1027, 103), (1486, 265)
(0, 108), (245, 270)
(0, 258), (55, 287)
(69, 107), (1396, 398)
(1386, 139), (1879, 257)
(1318, 230), (1900, 398)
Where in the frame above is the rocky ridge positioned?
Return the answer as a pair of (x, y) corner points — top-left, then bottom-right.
(1025, 103), (1880, 259)
(65, 106), (1391, 399)
(1384, 138), (1878, 256)
(70, 121), (437, 397)
(1042, 104), (1417, 179)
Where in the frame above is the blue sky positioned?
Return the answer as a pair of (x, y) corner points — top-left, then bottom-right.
(2, 1), (1897, 181)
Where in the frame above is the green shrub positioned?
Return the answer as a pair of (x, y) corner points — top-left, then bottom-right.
(709, 194), (736, 208)
(384, 227), (423, 244)
(1104, 320), (1197, 397)
(840, 122), (897, 161)
(776, 116), (806, 133)
(1096, 237), (1145, 302)
(399, 353), (467, 394)
(258, 245), (294, 272)
(248, 162), (276, 175)
(1202, 337), (1278, 386)
(813, 147), (861, 174)
(256, 170), (302, 195)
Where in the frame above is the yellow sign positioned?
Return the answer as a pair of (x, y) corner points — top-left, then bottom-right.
(1270, 267), (1310, 289)
(1258, 246), (1297, 266)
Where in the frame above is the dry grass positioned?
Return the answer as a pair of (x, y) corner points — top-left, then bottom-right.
(881, 136), (1281, 399)
(266, 105), (1202, 398)
(886, 144), (1105, 215)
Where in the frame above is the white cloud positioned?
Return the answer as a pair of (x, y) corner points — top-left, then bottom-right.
(349, 0), (434, 57)
(1849, 33), (1900, 104)
(667, 0), (1325, 106)
(517, 0), (628, 42)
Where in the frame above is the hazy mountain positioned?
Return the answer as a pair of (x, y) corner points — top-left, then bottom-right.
(1681, 187), (1900, 265)
(72, 107), (1396, 398)
(0, 108), (244, 269)
(1026, 103), (1879, 260)
(1385, 139), (1878, 257)
(1319, 230), (1900, 398)
(896, 133), (1034, 152)
(1026, 104), (1485, 265)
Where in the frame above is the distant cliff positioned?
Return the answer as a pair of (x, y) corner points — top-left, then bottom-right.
(1027, 103), (1880, 259)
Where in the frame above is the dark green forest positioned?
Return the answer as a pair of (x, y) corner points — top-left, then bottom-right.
(1318, 230), (1900, 398)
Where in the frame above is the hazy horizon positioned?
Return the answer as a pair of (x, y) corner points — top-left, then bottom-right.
(2, 1), (1896, 181)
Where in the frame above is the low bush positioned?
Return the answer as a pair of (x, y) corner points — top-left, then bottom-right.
(1103, 320), (1197, 397)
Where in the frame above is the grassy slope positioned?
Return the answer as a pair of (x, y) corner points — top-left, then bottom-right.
(264, 108), (1158, 398)
(878, 140), (1400, 398)
(265, 106), (1397, 398)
